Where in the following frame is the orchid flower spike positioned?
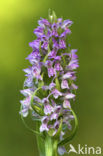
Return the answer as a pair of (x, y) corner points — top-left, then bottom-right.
(20, 10), (79, 156)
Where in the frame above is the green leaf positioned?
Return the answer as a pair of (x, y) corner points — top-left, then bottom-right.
(48, 9), (57, 23)
(52, 11), (57, 23)
(32, 105), (44, 116)
(43, 44), (51, 63)
(58, 108), (78, 146)
(30, 87), (44, 116)
(45, 135), (53, 156)
(55, 77), (61, 91)
(39, 41), (43, 56)
(20, 106), (41, 136)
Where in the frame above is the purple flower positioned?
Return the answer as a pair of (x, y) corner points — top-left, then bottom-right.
(59, 39), (66, 49)
(49, 82), (56, 90)
(55, 105), (62, 113)
(45, 60), (53, 67)
(52, 38), (59, 50)
(20, 88), (33, 97)
(67, 60), (79, 70)
(65, 93), (75, 99)
(32, 65), (42, 80)
(54, 56), (61, 61)
(42, 97), (55, 114)
(51, 99), (56, 107)
(62, 20), (73, 29)
(34, 26), (44, 37)
(48, 50), (57, 58)
(70, 49), (78, 59)
(24, 75), (33, 88)
(20, 12), (79, 146)
(48, 67), (56, 77)
(62, 72), (72, 79)
(42, 97), (49, 104)
(52, 89), (62, 99)
(60, 28), (71, 38)
(58, 146), (67, 155)
(23, 67), (32, 75)
(26, 51), (40, 64)
(34, 96), (42, 103)
(41, 41), (48, 50)
(50, 105), (61, 120)
(61, 79), (69, 89)
(47, 28), (52, 37)
(20, 96), (31, 117)
(54, 120), (60, 129)
(42, 82), (55, 91)
(42, 85), (49, 90)
(50, 112), (58, 120)
(44, 104), (53, 115)
(40, 122), (49, 132)
(57, 18), (63, 27)
(38, 18), (50, 27)
(29, 39), (40, 50)
(52, 30), (58, 37)
(71, 83), (78, 90)
(63, 100), (71, 108)
(54, 62), (63, 71)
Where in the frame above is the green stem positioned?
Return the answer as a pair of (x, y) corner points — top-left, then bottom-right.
(36, 122), (45, 156)
(45, 135), (53, 156)
(36, 123), (58, 156)
(45, 135), (58, 156)
(53, 140), (58, 156)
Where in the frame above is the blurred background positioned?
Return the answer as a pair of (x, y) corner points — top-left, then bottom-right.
(0, 0), (103, 156)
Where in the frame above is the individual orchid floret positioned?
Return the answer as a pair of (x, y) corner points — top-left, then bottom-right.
(51, 88), (62, 99)
(20, 89), (33, 117)
(61, 79), (69, 89)
(63, 99), (71, 108)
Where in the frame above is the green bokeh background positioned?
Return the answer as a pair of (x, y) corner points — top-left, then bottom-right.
(0, 0), (103, 156)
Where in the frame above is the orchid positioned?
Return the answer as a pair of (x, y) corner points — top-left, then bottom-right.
(20, 10), (79, 156)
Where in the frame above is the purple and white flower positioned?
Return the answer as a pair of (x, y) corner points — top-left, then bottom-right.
(51, 88), (62, 99)
(61, 79), (69, 89)
(20, 11), (79, 156)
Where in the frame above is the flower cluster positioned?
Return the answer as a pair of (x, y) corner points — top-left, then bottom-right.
(20, 12), (79, 152)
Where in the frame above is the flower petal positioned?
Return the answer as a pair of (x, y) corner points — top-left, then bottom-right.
(61, 79), (69, 89)
(63, 100), (71, 108)
(65, 93), (75, 99)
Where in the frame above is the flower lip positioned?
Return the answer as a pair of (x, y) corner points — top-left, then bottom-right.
(38, 18), (50, 27)
(62, 72), (72, 79)
(44, 104), (54, 115)
(20, 88), (33, 97)
(29, 39), (40, 50)
(52, 88), (62, 99)
(63, 100), (71, 108)
(65, 93), (75, 99)
(61, 79), (69, 89)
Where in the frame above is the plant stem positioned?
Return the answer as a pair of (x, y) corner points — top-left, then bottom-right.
(53, 140), (58, 156)
(45, 135), (58, 156)
(36, 122), (45, 156)
(45, 135), (53, 156)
